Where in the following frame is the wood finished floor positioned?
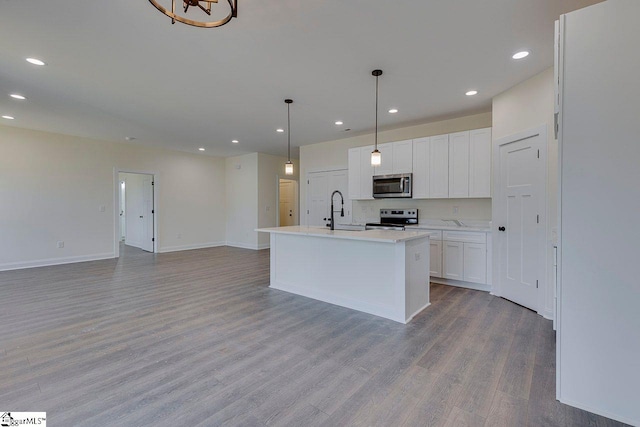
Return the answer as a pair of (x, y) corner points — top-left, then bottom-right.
(0, 244), (627, 427)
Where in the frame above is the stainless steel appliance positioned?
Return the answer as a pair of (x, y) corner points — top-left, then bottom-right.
(372, 173), (412, 198)
(365, 209), (418, 231)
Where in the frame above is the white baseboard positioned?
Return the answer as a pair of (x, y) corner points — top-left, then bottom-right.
(539, 308), (554, 320)
(0, 253), (115, 272)
(159, 241), (226, 253)
(430, 277), (491, 292)
(226, 241), (269, 250)
(559, 396), (639, 427)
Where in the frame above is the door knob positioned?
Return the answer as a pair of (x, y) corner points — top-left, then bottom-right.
(498, 226), (506, 231)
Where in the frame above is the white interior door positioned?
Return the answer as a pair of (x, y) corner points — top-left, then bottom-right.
(119, 181), (126, 241)
(279, 179), (297, 226)
(496, 132), (543, 310)
(307, 172), (328, 226)
(141, 176), (154, 252)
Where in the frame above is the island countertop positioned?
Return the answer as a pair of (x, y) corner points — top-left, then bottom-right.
(256, 226), (431, 243)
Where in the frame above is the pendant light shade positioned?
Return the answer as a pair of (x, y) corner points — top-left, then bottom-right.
(284, 99), (294, 176)
(371, 69), (383, 166)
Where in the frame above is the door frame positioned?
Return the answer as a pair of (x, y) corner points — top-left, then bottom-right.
(276, 176), (299, 227)
(492, 125), (548, 314)
(113, 168), (159, 257)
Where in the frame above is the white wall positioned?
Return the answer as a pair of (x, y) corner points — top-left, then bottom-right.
(257, 153), (298, 249)
(559, 1), (640, 424)
(492, 67), (556, 319)
(0, 125), (226, 270)
(299, 112), (493, 225)
(225, 153), (259, 250)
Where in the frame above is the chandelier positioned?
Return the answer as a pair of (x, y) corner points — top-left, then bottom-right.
(148, 0), (238, 28)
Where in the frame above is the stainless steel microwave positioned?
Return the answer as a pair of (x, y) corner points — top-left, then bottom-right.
(372, 173), (412, 198)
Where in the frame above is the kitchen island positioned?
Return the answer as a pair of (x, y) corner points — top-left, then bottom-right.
(256, 226), (431, 324)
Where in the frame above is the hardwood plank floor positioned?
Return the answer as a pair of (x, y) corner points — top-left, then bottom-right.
(0, 244), (629, 426)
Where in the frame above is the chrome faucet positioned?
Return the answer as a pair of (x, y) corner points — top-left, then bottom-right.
(330, 190), (344, 230)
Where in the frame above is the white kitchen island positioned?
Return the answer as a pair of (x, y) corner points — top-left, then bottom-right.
(256, 226), (431, 324)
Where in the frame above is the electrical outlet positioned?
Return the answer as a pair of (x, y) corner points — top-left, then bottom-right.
(99, 205), (106, 212)
(453, 206), (459, 214)
(177, 233), (182, 239)
(57, 241), (64, 249)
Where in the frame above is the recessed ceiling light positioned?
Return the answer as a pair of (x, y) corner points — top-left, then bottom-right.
(125, 136), (136, 141)
(388, 109), (398, 114)
(232, 140), (239, 143)
(2, 115), (15, 120)
(335, 121), (343, 125)
(198, 147), (205, 151)
(276, 128), (284, 133)
(10, 94), (26, 100)
(512, 51), (530, 60)
(465, 90), (478, 96)
(26, 58), (46, 66)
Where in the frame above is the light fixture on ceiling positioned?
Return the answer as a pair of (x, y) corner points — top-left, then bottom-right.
(125, 136), (137, 141)
(276, 128), (284, 133)
(10, 94), (26, 100)
(371, 69), (383, 167)
(466, 90), (478, 96)
(26, 58), (46, 66)
(512, 51), (530, 60)
(199, 147), (205, 151)
(284, 99), (294, 176)
(2, 115), (15, 120)
(388, 108), (398, 114)
(232, 139), (239, 144)
(335, 121), (343, 126)
(148, 0), (238, 28)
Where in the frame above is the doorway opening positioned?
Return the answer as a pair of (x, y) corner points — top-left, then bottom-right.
(118, 172), (155, 253)
(277, 178), (299, 226)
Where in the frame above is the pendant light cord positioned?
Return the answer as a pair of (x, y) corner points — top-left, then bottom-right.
(375, 74), (379, 150)
(287, 102), (291, 162)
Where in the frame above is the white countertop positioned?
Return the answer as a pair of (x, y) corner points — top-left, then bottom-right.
(256, 226), (431, 243)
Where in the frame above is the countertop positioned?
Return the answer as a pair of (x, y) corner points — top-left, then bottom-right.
(256, 226), (431, 243)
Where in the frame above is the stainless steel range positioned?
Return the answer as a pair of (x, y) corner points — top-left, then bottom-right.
(365, 209), (418, 231)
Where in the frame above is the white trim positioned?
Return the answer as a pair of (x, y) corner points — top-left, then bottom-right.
(225, 241), (266, 250)
(159, 241), (226, 253)
(559, 397), (639, 427)
(114, 168), (159, 257)
(0, 253), (115, 272)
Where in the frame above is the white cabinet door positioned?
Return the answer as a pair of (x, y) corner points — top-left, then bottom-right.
(348, 147), (361, 200)
(443, 240), (463, 280)
(374, 143), (393, 176)
(360, 146), (374, 199)
(469, 128), (492, 198)
(412, 137), (430, 199)
(463, 242), (487, 284)
(429, 134), (449, 198)
(449, 131), (470, 198)
(392, 140), (413, 173)
(430, 240), (443, 278)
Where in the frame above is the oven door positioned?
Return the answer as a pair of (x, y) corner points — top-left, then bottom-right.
(372, 174), (412, 198)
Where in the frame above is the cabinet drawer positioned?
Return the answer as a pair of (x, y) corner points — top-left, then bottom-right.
(442, 230), (486, 244)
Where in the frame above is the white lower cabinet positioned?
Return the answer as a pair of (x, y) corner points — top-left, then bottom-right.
(463, 242), (487, 284)
(430, 240), (442, 278)
(443, 241), (464, 280)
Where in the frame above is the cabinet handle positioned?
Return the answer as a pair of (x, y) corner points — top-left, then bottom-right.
(498, 226), (506, 232)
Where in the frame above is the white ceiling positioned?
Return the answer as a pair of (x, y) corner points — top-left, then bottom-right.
(0, 0), (601, 158)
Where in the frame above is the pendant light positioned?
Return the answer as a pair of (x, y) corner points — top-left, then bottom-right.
(284, 99), (294, 175)
(371, 69), (383, 166)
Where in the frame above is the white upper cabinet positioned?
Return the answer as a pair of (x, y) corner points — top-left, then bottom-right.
(429, 134), (449, 198)
(373, 143), (393, 176)
(348, 147), (361, 200)
(412, 137), (430, 199)
(392, 140), (413, 174)
(469, 128), (492, 198)
(448, 131), (470, 198)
